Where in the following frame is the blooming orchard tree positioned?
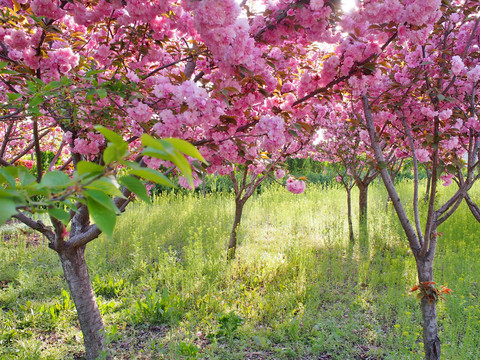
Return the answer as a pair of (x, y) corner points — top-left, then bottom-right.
(1, 1), (477, 359)
(314, 104), (381, 246)
(310, 2), (479, 359)
(283, 1), (480, 359)
(0, 0), (345, 357)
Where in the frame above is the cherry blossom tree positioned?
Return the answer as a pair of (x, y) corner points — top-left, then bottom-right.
(0, 0), (345, 356)
(330, 2), (479, 359)
(288, 1), (479, 359)
(2, 1), (477, 359)
(315, 104), (381, 247)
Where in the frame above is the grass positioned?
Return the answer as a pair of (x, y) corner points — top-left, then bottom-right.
(1, 181), (480, 359)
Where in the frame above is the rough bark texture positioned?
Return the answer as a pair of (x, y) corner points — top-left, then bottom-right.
(227, 199), (244, 260)
(59, 246), (106, 360)
(417, 257), (441, 360)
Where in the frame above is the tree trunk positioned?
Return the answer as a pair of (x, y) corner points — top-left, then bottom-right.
(358, 184), (368, 249)
(227, 199), (244, 260)
(424, 170), (432, 203)
(416, 257), (441, 360)
(59, 246), (106, 360)
(346, 188), (355, 243)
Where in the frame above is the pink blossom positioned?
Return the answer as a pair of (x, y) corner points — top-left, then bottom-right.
(286, 177), (306, 194)
(310, 0), (324, 11)
(438, 109), (452, 121)
(30, 0), (65, 18)
(178, 175), (202, 190)
(127, 102), (152, 123)
(126, 70), (140, 83)
(48, 48), (79, 73)
(451, 55), (464, 75)
(336, 175), (342, 182)
(254, 115), (286, 151)
(275, 168), (286, 179)
(467, 65), (480, 83)
(415, 148), (430, 163)
(465, 117), (480, 132)
(4, 30), (29, 50)
(440, 173), (454, 187)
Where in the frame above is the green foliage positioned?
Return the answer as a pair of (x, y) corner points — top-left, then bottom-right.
(176, 341), (201, 360)
(92, 275), (125, 299)
(214, 312), (244, 340)
(2, 182), (480, 359)
(0, 126), (205, 238)
(131, 289), (184, 325)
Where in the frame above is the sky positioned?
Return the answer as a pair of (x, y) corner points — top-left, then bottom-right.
(234, 0), (357, 14)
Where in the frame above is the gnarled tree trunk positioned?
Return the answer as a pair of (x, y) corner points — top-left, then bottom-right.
(59, 245), (105, 360)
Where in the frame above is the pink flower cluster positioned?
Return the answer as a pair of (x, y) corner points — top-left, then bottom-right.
(286, 177), (306, 194)
(415, 148), (430, 163)
(31, 0), (66, 19)
(275, 168), (286, 179)
(178, 175), (202, 190)
(451, 56), (465, 75)
(254, 115), (286, 152)
(72, 133), (104, 155)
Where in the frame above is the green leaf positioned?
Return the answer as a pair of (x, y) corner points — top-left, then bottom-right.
(85, 179), (125, 198)
(288, 129), (298, 138)
(437, 94), (446, 101)
(169, 150), (192, 183)
(0, 167), (17, 188)
(85, 69), (105, 77)
(103, 144), (120, 164)
(29, 95), (43, 107)
(43, 81), (63, 92)
(0, 69), (18, 75)
(94, 125), (124, 147)
(141, 147), (170, 161)
(0, 198), (17, 226)
(164, 138), (207, 164)
(0, 62), (7, 69)
(7, 93), (22, 101)
(17, 167), (36, 187)
(120, 160), (142, 170)
(86, 88), (96, 101)
(41, 171), (72, 188)
(97, 88), (108, 99)
(141, 134), (174, 153)
(119, 176), (150, 203)
(86, 196), (116, 238)
(77, 161), (105, 175)
(130, 168), (174, 187)
(84, 189), (119, 214)
(48, 207), (70, 225)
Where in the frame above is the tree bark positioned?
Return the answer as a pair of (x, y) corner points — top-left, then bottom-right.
(346, 188), (355, 243)
(358, 183), (368, 249)
(59, 246), (106, 360)
(416, 256), (441, 360)
(424, 170), (432, 204)
(227, 198), (245, 260)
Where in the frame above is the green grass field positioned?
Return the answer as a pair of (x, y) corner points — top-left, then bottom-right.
(1, 182), (480, 359)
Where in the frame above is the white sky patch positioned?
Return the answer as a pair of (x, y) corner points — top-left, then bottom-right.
(235, 0), (357, 14)
(313, 128), (326, 146)
(341, 0), (357, 13)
